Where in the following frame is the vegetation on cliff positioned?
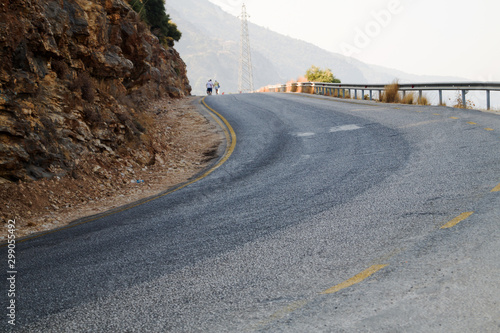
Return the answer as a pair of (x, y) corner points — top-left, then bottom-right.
(128, 0), (182, 46)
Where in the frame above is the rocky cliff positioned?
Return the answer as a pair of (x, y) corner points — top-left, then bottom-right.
(0, 0), (191, 182)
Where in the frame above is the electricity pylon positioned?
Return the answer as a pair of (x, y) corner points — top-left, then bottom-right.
(238, 3), (254, 93)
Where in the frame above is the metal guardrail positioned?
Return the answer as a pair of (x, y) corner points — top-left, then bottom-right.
(263, 82), (500, 110)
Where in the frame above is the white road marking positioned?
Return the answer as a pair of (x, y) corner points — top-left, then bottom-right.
(329, 124), (362, 132)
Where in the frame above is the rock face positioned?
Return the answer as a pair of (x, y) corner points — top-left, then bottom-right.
(0, 0), (191, 182)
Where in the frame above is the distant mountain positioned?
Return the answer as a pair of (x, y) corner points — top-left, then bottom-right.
(168, 0), (464, 95)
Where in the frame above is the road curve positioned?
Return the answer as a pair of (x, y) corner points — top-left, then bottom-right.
(2, 93), (500, 332)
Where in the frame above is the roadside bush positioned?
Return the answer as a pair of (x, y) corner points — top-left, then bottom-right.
(451, 91), (475, 109)
(402, 92), (415, 104)
(382, 80), (400, 103)
(418, 95), (429, 105)
(305, 65), (341, 83)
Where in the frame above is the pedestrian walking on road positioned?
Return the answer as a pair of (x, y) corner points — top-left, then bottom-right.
(213, 80), (220, 95)
(206, 79), (213, 95)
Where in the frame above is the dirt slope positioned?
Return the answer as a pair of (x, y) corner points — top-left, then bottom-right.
(0, 97), (222, 239)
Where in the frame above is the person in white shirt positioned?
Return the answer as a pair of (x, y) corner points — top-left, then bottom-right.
(206, 79), (213, 95)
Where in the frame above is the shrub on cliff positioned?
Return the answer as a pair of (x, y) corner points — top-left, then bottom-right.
(68, 73), (95, 103)
(128, 0), (182, 46)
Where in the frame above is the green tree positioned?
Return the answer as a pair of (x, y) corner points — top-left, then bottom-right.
(128, 0), (182, 46)
(305, 65), (341, 83)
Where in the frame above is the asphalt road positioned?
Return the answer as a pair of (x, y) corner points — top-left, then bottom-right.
(2, 93), (500, 332)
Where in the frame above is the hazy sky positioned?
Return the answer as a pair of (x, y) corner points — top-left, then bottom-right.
(208, 0), (500, 81)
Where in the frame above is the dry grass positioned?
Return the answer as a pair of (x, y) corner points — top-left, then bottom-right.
(402, 92), (415, 104)
(378, 80), (428, 106)
(451, 92), (475, 109)
(382, 80), (401, 103)
(418, 95), (430, 105)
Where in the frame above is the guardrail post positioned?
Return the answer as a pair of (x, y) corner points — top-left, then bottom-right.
(462, 90), (466, 108)
(487, 90), (491, 110)
(419, 90), (422, 101)
(378, 90), (381, 101)
(369, 90), (372, 101)
(439, 90), (442, 105)
(362, 89), (364, 100)
(354, 89), (357, 100)
(342, 89), (345, 98)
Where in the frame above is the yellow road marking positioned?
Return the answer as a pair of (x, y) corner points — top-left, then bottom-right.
(255, 299), (310, 329)
(5, 98), (237, 246)
(467, 121), (477, 125)
(449, 116), (459, 119)
(201, 97), (237, 168)
(257, 264), (389, 329)
(485, 128), (494, 131)
(398, 119), (443, 129)
(441, 212), (474, 229)
(321, 264), (388, 294)
(433, 113), (441, 116)
(491, 183), (500, 192)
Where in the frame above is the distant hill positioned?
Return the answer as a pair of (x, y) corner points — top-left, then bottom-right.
(169, 0), (464, 95)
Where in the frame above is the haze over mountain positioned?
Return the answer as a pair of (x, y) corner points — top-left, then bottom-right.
(169, 0), (464, 95)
